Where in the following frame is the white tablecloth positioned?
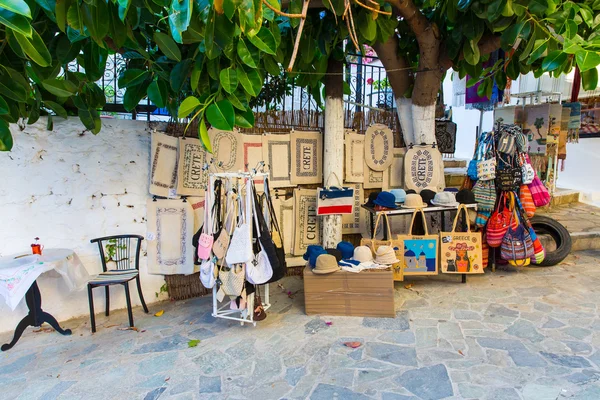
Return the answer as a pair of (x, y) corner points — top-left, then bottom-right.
(0, 249), (91, 310)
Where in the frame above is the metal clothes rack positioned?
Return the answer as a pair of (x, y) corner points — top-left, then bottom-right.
(209, 171), (272, 326)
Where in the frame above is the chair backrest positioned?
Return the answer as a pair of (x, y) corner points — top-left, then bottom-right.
(90, 235), (144, 272)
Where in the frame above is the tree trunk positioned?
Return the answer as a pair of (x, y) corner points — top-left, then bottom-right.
(322, 57), (344, 248)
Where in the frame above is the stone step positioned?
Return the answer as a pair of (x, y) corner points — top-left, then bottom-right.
(443, 158), (469, 168)
(444, 167), (467, 188)
(537, 202), (600, 252)
(550, 189), (580, 206)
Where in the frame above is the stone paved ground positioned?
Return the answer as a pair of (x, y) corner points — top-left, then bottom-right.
(1, 250), (600, 400)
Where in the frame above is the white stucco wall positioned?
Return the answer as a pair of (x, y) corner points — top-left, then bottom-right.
(0, 118), (166, 333)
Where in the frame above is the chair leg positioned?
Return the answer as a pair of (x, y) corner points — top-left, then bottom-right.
(105, 286), (110, 316)
(136, 276), (149, 313)
(88, 285), (96, 333)
(123, 282), (134, 328)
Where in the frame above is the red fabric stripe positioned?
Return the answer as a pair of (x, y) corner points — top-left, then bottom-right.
(317, 205), (353, 215)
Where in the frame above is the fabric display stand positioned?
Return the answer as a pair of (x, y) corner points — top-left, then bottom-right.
(467, 122), (551, 272)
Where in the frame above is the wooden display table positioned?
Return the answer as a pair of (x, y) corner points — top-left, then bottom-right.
(303, 266), (395, 318)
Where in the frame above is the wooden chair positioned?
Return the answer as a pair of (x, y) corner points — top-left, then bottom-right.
(88, 235), (148, 332)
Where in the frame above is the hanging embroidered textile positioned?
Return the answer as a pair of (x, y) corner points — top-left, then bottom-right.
(364, 124), (394, 172)
(342, 183), (364, 234)
(292, 189), (321, 256)
(384, 148), (405, 189)
(404, 145), (444, 193)
(291, 131), (323, 185)
(150, 131), (179, 197)
(187, 196), (205, 273)
(363, 161), (384, 189)
(271, 195), (295, 256)
(146, 199), (194, 275)
(262, 133), (293, 188)
(176, 138), (207, 196)
(523, 104), (551, 155)
(208, 128), (243, 172)
(242, 134), (264, 190)
(435, 120), (457, 155)
(344, 130), (365, 183)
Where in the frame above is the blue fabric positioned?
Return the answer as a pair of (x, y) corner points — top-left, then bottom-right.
(303, 245), (324, 261)
(309, 249), (328, 268)
(339, 259), (360, 267)
(319, 187), (353, 199)
(336, 241), (355, 260)
(390, 189), (406, 203)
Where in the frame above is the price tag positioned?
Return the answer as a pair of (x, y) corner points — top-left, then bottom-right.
(168, 188), (177, 198)
(146, 232), (156, 241)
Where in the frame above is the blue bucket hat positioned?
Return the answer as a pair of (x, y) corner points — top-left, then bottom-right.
(303, 245), (325, 261)
(309, 248), (328, 268)
(373, 191), (398, 209)
(390, 189), (407, 203)
(336, 241), (355, 260)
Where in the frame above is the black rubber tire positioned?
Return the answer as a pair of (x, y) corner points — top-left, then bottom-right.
(529, 215), (572, 267)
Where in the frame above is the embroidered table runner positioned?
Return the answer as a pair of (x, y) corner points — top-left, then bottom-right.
(263, 133), (293, 188)
(0, 249), (89, 310)
(291, 131), (322, 185)
(177, 137), (207, 196)
(150, 131), (179, 197)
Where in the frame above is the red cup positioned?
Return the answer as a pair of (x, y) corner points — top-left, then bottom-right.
(31, 244), (43, 255)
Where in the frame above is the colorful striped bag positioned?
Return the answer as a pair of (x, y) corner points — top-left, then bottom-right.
(519, 185), (536, 218)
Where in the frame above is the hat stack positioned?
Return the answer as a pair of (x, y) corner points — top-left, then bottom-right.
(336, 241), (355, 260)
(456, 189), (476, 204)
(420, 189), (436, 206)
(373, 191), (398, 209)
(374, 246), (399, 265)
(390, 189), (407, 203)
(312, 254), (341, 274)
(364, 191), (381, 207)
(431, 192), (459, 207)
(403, 193), (428, 209)
(352, 246), (374, 263)
(304, 245), (327, 268)
(326, 248), (343, 262)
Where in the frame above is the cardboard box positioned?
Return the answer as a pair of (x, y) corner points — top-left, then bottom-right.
(303, 267), (395, 317)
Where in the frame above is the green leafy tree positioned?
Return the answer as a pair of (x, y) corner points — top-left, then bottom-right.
(0, 0), (599, 151)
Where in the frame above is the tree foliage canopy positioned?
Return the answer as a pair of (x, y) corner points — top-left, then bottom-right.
(0, 0), (599, 151)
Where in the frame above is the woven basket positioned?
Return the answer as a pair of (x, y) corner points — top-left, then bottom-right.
(164, 273), (211, 301)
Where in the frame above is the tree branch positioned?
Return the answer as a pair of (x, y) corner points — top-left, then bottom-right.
(372, 34), (413, 99)
(439, 34), (501, 70)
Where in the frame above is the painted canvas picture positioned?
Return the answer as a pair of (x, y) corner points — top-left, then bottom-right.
(402, 238), (438, 275)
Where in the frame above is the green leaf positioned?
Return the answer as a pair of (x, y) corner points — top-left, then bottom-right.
(237, 39), (258, 68)
(236, 67), (261, 97)
(154, 31), (182, 61)
(247, 27), (277, 55)
(527, 39), (548, 64)
(78, 107), (101, 134)
(223, 0), (236, 19)
(487, 0), (505, 21)
(0, 68), (28, 101)
(541, 50), (567, 72)
(576, 50), (600, 72)
(580, 7), (593, 26)
(358, 11), (377, 41)
(199, 118), (212, 153)
(55, 0), (70, 32)
(562, 20), (578, 40)
(463, 40), (480, 65)
(519, 36), (536, 61)
(82, 41), (108, 81)
(0, 9), (32, 37)
(66, 2), (83, 31)
(123, 80), (151, 112)
(206, 99), (234, 130)
(178, 96), (200, 119)
(234, 108), (254, 128)
(35, 0), (56, 13)
(0, 96), (8, 115)
(56, 35), (81, 64)
(43, 101), (68, 118)
(118, 69), (150, 88)
(457, 0), (472, 11)
(190, 52), (205, 91)
(582, 67), (598, 90)
(169, 0), (192, 43)
(529, 0), (547, 16)
(263, 56), (280, 76)
(501, 21), (524, 49)
(12, 27), (52, 67)
(147, 80), (168, 108)
(117, 0), (130, 21)
(0, 120), (13, 151)
(42, 79), (78, 97)
(227, 91), (247, 110)
(170, 59), (192, 91)
(0, 0), (31, 18)
(562, 39), (583, 55)
(220, 67), (238, 94)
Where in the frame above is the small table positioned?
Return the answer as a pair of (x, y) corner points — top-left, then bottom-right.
(0, 249), (90, 351)
(361, 204), (478, 283)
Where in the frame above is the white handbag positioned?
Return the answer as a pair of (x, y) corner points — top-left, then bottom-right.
(200, 257), (217, 289)
(219, 261), (246, 297)
(226, 180), (253, 265)
(246, 188), (273, 285)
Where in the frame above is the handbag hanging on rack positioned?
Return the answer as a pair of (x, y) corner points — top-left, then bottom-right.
(252, 179), (286, 283)
(197, 177), (219, 261)
(476, 134), (497, 181)
(219, 259), (246, 297)
(500, 193), (534, 267)
(262, 177), (287, 281)
(486, 193), (515, 247)
(316, 172), (354, 215)
(246, 181), (274, 285)
(226, 180), (254, 265)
